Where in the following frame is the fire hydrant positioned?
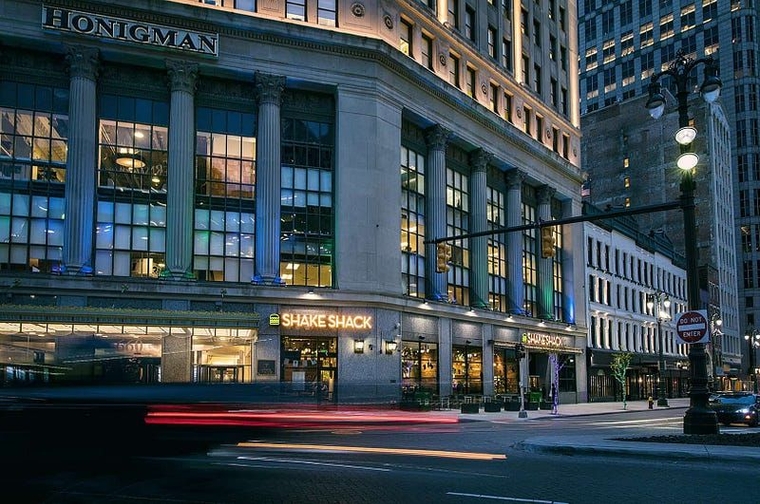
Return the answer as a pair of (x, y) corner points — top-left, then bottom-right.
(648, 396), (654, 409)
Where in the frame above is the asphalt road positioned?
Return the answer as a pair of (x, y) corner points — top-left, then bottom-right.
(1, 404), (756, 503)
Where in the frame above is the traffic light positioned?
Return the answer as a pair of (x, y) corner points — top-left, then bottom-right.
(540, 226), (556, 258)
(435, 243), (451, 273)
(515, 343), (525, 360)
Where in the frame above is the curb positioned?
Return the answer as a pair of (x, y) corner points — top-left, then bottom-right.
(513, 438), (760, 464)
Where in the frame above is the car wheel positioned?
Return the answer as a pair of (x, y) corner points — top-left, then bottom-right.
(749, 417), (759, 428)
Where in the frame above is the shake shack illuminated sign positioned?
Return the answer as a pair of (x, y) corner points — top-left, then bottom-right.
(42, 6), (219, 57)
(280, 313), (373, 330)
(522, 332), (563, 348)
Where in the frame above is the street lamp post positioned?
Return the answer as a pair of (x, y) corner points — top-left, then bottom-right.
(710, 314), (722, 391)
(647, 292), (671, 407)
(745, 331), (760, 393)
(646, 48), (722, 434)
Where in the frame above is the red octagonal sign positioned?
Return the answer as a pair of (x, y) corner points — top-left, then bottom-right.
(676, 310), (708, 344)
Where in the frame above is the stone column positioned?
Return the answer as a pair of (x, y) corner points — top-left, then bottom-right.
(165, 60), (198, 280)
(537, 184), (556, 320)
(63, 46), (99, 275)
(254, 72), (285, 284)
(506, 170), (525, 314)
(469, 149), (491, 309)
(424, 125), (450, 301)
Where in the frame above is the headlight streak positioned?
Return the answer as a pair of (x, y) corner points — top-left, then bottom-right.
(235, 442), (506, 461)
(234, 455), (393, 471)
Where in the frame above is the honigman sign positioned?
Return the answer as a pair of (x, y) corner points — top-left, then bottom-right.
(42, 6), (219, 56)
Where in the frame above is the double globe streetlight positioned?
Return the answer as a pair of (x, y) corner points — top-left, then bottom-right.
(646, 48), (722, 435)
(647, 292), (671, 407)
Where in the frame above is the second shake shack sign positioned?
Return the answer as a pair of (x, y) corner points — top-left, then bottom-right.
(42, 5), (219, 57)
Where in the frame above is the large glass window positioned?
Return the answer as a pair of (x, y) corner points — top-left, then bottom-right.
(552, 201), (564, 321)
(446, 168), (469, 306)
(522, 186), (537, 317)
(280, 117), (334, 287)
(401, 145), (426, 298)
(0, 82), (68, 273)
(194, 107), (256, 282)
(487, 186), (507, 311)
(96, 95), (168, 277)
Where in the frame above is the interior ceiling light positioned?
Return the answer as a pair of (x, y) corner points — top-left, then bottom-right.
(115, 148), (145, 170)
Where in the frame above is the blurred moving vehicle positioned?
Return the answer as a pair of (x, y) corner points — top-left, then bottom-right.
(708, 392), (760, 427)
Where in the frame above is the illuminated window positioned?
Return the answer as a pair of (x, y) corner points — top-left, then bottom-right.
(97, 94), (168, 278)
(487, 186), (507, 311)
(194, 107), (256, 282)
(446, 167), (470, 306)
(624, 176), (631, 188)
(400, 18), (413, 56)
(401, 143), (426, 298)
(280, 113), (335, 288)
(0, 81), (68, 274)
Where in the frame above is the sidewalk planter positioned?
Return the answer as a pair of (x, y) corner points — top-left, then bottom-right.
(484, 401), (501, 412)
(541, 401), (552, 410)
(504, 400), (521, 411)
(461, 403), (480, 414)
(526, 402), (539, 410)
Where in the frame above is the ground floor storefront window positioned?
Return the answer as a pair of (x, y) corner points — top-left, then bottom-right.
(280, 336), (337, 400)
(452, 344), (482, 395)
(493, 347), (518, 394)
(401, 340), (438, 394)
(0, 325), (256, 385)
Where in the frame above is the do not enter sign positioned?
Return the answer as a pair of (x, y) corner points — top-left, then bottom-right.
(675, 310), (709, 344)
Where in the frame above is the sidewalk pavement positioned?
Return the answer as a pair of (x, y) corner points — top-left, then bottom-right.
(430, 398), (760, 464)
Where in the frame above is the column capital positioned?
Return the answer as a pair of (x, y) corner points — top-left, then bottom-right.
(425, 124), (451, 151)
(505, 169), (525, 189)
(66, 45), (99, 80)
(255, 72), (285, 106)
(537, 184), (556, 205)
(470, 149), (492, 173)
(166, 60), (198, 94)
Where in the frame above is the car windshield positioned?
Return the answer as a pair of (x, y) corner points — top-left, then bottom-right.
(712, 395), (755, 405)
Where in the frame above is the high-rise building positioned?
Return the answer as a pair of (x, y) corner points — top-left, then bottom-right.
(578, 0), (750, 387)
(0, 1), (588, 403)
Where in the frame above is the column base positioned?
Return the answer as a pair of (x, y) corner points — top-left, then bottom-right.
(683, 407), (719, 434)
(62, 264), (93, 276)
(252, 275), (285, 286)
(162, 269), (196, 281)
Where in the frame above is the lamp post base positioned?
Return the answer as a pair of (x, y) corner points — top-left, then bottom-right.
(683, 407), (719, 434)
(657, 397), (669, 407)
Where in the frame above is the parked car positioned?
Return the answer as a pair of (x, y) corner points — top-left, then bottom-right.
(708, 392), (760, 427)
